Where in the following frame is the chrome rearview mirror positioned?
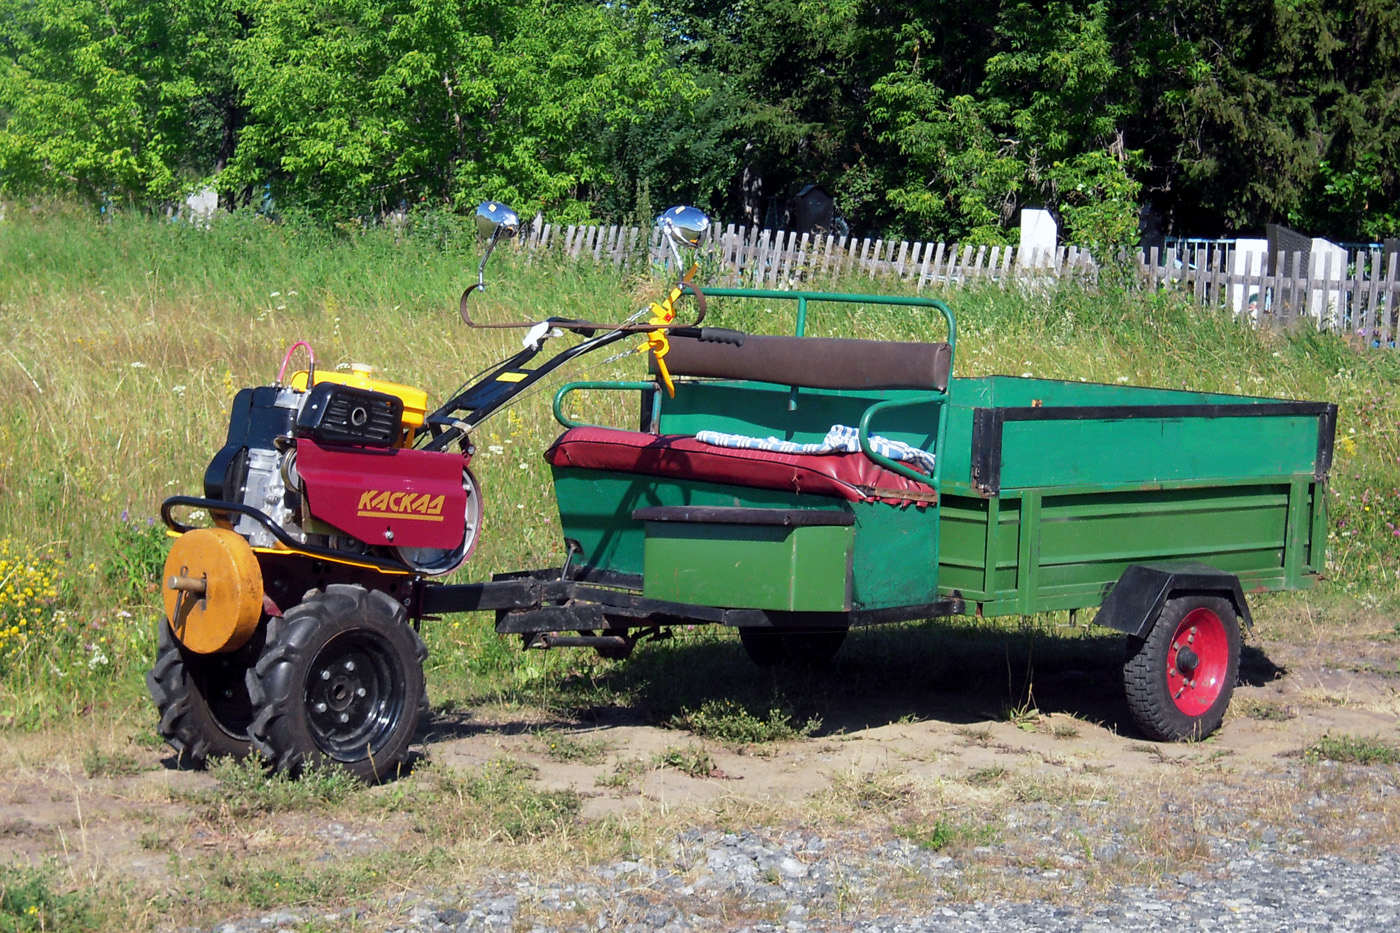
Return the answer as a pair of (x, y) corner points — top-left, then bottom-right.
(475, 200), (520, 240)
(461, 200), (521, 323)
(659, 205), (711, 276)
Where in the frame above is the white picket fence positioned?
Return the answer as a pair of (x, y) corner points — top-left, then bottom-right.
(513, 221), (1399, 344)
(1141, 244), (1399, 345)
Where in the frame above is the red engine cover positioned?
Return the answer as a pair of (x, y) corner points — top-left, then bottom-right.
(296, 440), (470, 550)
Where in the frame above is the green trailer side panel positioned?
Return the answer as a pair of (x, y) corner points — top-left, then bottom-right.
(994, 416), (1320, 490)
(847, 500), (940, 609)
(552, 468), (939, 610)
(937, 495), (1018, 597)
(937, 482), (1320, 614)
(642, 522), (853, 611)
(550, 468), (830, 578)
(937, 376), (1328, 494)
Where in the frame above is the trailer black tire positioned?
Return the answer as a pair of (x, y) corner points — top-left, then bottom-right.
(147, 616), (256, 767)
(1123, 595), (1240, 741)
(739, 628), (847, 668)
(246, 585), (427, 782)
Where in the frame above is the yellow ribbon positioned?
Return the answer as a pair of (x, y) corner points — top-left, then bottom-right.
(642, 277), (690, 398)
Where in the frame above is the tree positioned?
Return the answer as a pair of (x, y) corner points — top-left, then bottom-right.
(227, 0), (703, 219)
(870, 2), (1142, 246)
(0, 0), (243, 205)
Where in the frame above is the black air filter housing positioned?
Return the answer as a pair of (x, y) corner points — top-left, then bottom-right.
(295, 382), (403, 447)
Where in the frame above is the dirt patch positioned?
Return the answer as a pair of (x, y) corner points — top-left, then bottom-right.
(3, 609), (1400, 930)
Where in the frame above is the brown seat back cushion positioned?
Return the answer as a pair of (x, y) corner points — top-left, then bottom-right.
(663, 333), (951, 392)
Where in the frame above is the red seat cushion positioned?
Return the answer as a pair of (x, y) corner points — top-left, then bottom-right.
(544, 427), (934, 506)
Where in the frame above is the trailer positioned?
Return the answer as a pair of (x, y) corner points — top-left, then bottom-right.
(400, 287), (1333, 743)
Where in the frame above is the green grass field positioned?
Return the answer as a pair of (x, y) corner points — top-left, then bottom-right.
(0, 202), (1397, 733)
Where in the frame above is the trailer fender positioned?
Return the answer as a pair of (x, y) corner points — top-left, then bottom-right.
(1094, 562), (1253, 640)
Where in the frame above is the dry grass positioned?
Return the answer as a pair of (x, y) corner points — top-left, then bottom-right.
(2, 206), (1400, 930)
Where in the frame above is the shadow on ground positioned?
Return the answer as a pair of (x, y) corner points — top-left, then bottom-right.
(426, 617), (1285, 743)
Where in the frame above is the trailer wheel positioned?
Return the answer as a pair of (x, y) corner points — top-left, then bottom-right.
(246, 585), (427, 782)
(739, 628), (847, 668)
(147, 617), (256, 766)
(1123, 595), (1239, 741)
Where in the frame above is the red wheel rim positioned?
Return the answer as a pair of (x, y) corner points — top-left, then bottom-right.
(1165, 607), (1229, 716)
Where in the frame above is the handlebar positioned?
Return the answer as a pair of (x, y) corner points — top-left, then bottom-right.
(461, 280), (707, 332)
(668, 326), (746, 346)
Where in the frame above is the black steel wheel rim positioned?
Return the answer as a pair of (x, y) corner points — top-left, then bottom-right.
(303, 632), (406, 759)
(191, 655), (254, 739)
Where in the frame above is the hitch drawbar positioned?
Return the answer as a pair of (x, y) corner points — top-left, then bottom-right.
(411, 566), (966, 644)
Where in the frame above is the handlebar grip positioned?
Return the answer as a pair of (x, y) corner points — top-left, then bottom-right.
(669, 327), (746, 346)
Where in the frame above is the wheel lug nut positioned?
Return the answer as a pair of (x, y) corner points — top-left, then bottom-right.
(320, 669), (331, 680)
(315, 702), (328, 713)
(356, 687), (367, 698)
(338, 713), (350, 723)
(344, 660), (356, 672)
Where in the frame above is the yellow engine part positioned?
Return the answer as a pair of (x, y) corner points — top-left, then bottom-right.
(162, 528), (264, 654)
(289, 365), (429, 429)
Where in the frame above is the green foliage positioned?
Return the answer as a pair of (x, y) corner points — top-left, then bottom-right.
(870, 2), (1142, 246)
(437, 757), (582, 841)
(0, 864), (96, 933)
(101, 513), (169, 608)
(534, 729), (609, 765)
(0, 538), (65, 676)
(197, 756), (366, 813)
(227, 0), (701, 218)
(1305, 733), (1400, 765)
(894, 818), (991, 852)
(654, 745), (717, 778)
(2, 0), (1397, 239)
(670, 698), (819, 744)
(81, 745), (147, 778)
(0, 0), (242, 206)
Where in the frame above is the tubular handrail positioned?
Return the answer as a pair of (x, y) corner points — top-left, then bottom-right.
(695, 287), (957, 361)
(553, 381), (657, 429)
(856, 392), (950, 494)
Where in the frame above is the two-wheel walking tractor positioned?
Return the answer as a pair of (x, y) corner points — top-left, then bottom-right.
(149, 203), (1337, 781)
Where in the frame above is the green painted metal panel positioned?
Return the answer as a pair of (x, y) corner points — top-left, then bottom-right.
(937, 375), (1328, 494)
(937, 481), (1320, 617)
(934, 493), (1019, 601)
(994, 416), (1318, 490)
(847, 500), (940, 609)
(552, 468), (938, 609)
(642, 522), (853, 611)
(1036, 489), (1290, 566)
(551, 468), (839, 578)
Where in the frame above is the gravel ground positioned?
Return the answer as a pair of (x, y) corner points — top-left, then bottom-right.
(200, 828), (1400, 933)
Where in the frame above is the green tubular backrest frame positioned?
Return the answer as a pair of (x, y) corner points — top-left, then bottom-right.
(553, 287), (957, 498)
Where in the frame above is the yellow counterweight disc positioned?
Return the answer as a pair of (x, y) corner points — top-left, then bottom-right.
(162, 528), (264, 654)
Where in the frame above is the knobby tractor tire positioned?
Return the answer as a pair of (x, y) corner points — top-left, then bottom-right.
(1123, 595), (1241, 741)
(146, 616), (257, 767)
(739, 628), (848, 668)
(246, 585), (428, 783)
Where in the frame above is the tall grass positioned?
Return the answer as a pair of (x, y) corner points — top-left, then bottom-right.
(1, 203), (1396, 728)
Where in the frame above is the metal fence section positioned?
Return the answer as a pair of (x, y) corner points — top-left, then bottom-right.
(514, 221), (1399, 345)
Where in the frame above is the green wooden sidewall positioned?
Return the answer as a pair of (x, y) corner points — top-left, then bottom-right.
(937, 479), (1324, 616)
(549, 370), (1329, 617)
